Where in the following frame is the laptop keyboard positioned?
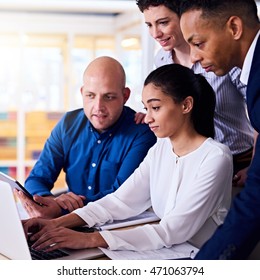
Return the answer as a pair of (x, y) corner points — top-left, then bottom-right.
(27, 226), (94, 260)
(28, 241), (69, 260)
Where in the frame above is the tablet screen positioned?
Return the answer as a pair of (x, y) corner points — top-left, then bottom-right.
(0, 171), (34, 200)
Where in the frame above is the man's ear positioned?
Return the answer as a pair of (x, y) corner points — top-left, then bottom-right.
(123, 87), (131, 104)
(80, 86), (84, 96)
(226, 16), (243, 40)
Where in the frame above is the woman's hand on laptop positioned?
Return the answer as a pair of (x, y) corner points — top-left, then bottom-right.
(30, 227), (108, 252)
(22, 217), (56, 240)
(23, 212), (108, 251)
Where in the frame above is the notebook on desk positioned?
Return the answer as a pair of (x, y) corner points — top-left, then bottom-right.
(0, 181), (104, 260)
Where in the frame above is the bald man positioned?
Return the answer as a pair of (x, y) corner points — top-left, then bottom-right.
(17, 56), (156, 219)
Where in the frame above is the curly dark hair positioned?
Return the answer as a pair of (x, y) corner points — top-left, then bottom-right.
(136, 0), (182, 16)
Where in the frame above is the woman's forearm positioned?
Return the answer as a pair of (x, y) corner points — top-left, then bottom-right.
(54, 213), (86, 228)
(54, 213), (108, 248)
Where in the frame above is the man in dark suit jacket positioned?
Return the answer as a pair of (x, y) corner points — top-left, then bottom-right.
(179, 0), (260, 259)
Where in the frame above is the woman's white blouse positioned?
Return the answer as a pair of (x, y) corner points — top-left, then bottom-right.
(74, 138), (233, 251)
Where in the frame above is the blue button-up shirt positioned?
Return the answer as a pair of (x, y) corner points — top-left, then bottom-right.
(25, 106), (156, 203)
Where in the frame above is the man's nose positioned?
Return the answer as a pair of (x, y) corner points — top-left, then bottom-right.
(190, 47), (202, 64)
(94, 97), (104, 110)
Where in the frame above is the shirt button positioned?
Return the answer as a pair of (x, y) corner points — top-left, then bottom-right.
(92, 163), (96, 167)
(88, 186), (92, 190)
(97, 140), (101, 144)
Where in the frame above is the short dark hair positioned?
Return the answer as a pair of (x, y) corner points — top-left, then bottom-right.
(136, 0), (182, 16)
(144, 64), (216, 138)
(180, 0), (259, 28)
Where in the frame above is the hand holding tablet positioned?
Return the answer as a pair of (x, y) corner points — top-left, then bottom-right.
(0, 171), (41, 205)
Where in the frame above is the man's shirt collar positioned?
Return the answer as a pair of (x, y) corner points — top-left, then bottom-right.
(240, 29), (260, 85)
(88, 106), (127, 137)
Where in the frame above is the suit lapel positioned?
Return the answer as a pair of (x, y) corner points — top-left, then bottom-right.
(247, 36), (260, 132)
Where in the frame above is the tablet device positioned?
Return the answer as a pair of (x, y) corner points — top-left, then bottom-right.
(0, 171), (35, 201)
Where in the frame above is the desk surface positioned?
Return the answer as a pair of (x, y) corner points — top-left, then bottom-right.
(1, 206), (197, 260)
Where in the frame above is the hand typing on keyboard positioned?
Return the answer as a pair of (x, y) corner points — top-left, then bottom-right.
(23, 213), (108, 252)
(28, 240), (69, 260)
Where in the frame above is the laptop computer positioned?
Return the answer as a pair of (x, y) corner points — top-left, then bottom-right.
(0, 181), (104, 260)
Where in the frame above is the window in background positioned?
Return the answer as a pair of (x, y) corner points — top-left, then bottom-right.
(0, 34), (20, 111)
(0, 33), (67, 186)
(70, 35), (143, 112)
(22, 48), (64, 111)
(0, 32), (143, 188)
(120, 37), (143, 112)
(70, 35), (116, 109)
(21, 34), (65, 111)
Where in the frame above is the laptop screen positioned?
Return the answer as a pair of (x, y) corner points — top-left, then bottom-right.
(0, 181), (31, 260)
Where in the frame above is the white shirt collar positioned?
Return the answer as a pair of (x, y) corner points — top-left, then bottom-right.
(240, 30), (260, 85)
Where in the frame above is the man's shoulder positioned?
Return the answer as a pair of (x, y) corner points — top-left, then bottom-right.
(122, 106), (144, 127)
(121, 106), (154, 134)
(64, 108), (84, 118)
(61, 108), (86, 123)
(58, 108), (87, 130)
